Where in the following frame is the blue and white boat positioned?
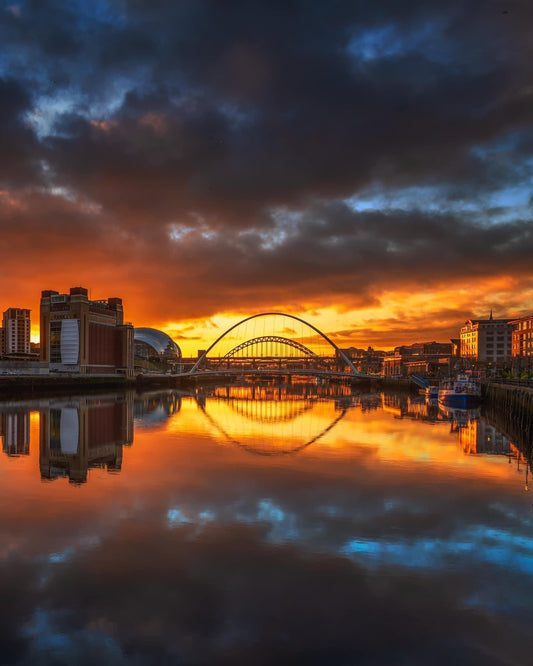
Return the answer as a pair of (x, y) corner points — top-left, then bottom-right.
(438, 373), (483, 407)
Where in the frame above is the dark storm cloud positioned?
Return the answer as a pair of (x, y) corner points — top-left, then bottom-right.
(1, 0), (532, 328)
(132, 202), (533, 317)
(1, 189), (532, 322)
(3, 0), (533, 215)
(0, 78), (40, 186)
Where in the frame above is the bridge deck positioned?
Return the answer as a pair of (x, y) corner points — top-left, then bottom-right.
(181, 368), (378, 380)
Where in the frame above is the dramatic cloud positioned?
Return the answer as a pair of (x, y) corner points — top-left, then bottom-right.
(0, 0), (532, 349)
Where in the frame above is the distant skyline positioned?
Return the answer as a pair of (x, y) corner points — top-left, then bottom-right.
(1, 1), (532, 356)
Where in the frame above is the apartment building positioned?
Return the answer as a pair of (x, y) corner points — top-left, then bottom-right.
(460, 316), (513, 363)
(2, 308), (31, 356)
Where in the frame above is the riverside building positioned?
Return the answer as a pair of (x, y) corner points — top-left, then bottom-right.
(2, 308), (31, 356)
(460, 315), (513, 364)
(382, 341), (454, 377)
(40, 287), (134, 376)
(509, 314), (533, 360)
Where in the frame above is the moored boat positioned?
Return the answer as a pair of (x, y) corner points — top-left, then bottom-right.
(438, 373), (482, 407)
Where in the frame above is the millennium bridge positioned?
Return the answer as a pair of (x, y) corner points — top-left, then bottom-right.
(181, 312), (378, 382)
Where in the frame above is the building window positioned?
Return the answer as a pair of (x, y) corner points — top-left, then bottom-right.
(50, 321), (62, 363)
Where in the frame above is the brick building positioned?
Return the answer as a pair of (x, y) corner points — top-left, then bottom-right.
(382, 341), (454, 377)
(40, 287), (133, 376)
(509, 314), (533, 361)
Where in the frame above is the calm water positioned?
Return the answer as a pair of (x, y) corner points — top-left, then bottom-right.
(1, 383), (533, 665)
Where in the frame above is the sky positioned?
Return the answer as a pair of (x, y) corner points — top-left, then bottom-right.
(1, 0), (532, 354)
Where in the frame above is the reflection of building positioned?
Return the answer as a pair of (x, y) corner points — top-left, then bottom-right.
(459, 419), (511, 455)
(381, 393), (406, 417)
(2, 308), (31, 356)
(460, 316), (513, 363)
(39, 393), (134, 483)
(509, 313), (533, 360)
(134, 391), (182, 426)
(40, 287), (134, 376)
(0, 409), (30, 456)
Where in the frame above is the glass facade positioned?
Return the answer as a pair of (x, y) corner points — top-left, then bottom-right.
(49, 319), (80, 364)
(50, 321), (62, 363)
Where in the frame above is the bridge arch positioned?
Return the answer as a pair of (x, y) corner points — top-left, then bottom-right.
(223, 335), (321, 360)
(189, 312), (359, 374)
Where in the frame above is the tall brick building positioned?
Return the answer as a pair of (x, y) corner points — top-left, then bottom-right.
(40, 287), (133, 376)
(509, 314), (533, 360)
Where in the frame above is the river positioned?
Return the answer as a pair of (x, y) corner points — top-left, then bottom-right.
(1, 382), (532, 665)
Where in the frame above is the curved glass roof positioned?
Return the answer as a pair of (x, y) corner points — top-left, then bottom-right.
(134, 328), (182, 358)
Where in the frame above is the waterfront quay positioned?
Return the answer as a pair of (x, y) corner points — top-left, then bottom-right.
(483, 381), (533, 457)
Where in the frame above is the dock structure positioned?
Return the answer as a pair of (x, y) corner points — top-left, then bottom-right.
(483, 382), (533, 459)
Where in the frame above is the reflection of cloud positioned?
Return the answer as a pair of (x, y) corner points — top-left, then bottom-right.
(343, 526), (533, 575)
(3, 519), (533, 665)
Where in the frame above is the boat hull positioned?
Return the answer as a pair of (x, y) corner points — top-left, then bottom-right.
(438, 373), (483, 408)
(438, 391), (482, 408)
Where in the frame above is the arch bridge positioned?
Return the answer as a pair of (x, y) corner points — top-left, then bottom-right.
(188, 312), (365, 378)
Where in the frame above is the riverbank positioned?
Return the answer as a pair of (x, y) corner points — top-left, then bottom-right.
(0, 374), (135, 399)
(483, 382), (533, 459)
(0, 371), (413, 398)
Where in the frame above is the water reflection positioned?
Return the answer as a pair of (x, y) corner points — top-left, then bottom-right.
(0, 384), (533, 664)
(0, 405), (30, 456)
(134, 390), (181, 428)
(195, 383), (352, 455)
(39, 393), (134, 484)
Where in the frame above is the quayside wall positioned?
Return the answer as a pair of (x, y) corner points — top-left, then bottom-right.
(0, 375), (134, 399)
(483, 383), (533, 459)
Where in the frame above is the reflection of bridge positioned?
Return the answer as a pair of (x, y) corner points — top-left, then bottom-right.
(192, 381), (351, 455)
(222, 397), (314, 424)
(198, 399), (348, 456)
(188, 313), (366, 379)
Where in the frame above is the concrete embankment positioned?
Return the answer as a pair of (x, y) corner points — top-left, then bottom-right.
(0, 372), (196, 398)
(0, 371), (415, 399)
(483, 382), (533, 458)
(0, 374), (135, 398)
